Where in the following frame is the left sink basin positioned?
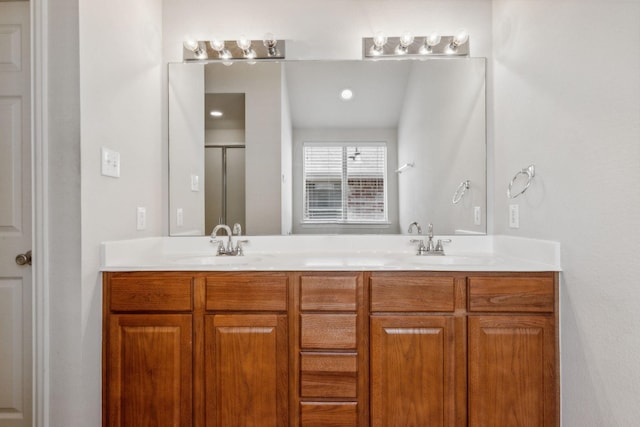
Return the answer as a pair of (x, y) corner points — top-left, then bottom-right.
(169, 255), (262, 266)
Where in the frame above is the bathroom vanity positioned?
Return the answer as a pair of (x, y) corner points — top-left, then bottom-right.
(101, 236), (560, 427)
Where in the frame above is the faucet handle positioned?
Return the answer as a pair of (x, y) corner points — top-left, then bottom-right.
(235, 239), (249, 256)
(410, 239), (427, 255)
(434, 239), (452, 254)
(210, 239), (226, 255)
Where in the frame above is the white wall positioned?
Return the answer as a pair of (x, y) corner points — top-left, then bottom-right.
(168, 63), (205, 235)
(397, 59), (486, 235)
(204, 62), (283, 235)
(78, 0), (163, 425)
(492, 1), (640, 425)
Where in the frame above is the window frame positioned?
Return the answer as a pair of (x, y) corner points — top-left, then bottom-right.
(301, 141), (389, 225)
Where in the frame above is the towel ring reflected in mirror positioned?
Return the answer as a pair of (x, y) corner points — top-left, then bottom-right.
(507, 165), (535, 199)
(452, 180), (471, 204)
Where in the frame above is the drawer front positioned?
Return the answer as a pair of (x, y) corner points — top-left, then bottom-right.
(370, 276), (455, 312)
(300, 275), (358, 311)
(300, 314), (357, 349)
(300, 402), (358, 427)
(109, 275), (192, 312)
(301, 353), (357, 398)
(205, 275), (287, 311)
(468, 276), (554, 312)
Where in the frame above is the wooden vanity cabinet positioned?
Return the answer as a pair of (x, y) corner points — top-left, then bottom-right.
(102, 272), (194, 427)
(467, 275), (558, 427)
(203, 273), (289, 427)
(369, 274), (466, 427)
(296, 273), (367, 427)
(103, 270), (559, 427)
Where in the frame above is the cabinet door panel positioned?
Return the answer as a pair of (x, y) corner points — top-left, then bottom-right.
(107, 314), (192, 427)
(468, 315), (556, 427)
(205, 314), (288, 427)
(370, 316), (456, 427)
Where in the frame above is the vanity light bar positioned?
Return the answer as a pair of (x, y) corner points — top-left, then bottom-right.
(362, 33), (469, 59)
(183, 38), (286, 62)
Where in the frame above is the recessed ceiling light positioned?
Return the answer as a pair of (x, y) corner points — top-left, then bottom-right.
(340, 89), (354, 101)
(209, 110), (223, 117)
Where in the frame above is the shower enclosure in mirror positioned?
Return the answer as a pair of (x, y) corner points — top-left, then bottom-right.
(168, 58), (486, 236)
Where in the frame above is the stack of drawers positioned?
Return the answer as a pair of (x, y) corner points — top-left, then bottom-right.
(298, 274), (362, 427)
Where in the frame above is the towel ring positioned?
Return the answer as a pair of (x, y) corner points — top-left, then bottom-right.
(452, 180), (471, 204)
(507, 165), (535, 199)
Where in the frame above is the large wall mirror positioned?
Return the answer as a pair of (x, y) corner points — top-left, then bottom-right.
(169, 58), (486, 236)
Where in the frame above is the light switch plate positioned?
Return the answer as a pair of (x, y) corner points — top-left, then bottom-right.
(191, 174), (199, 192)
(101, 147), (120, 178)
(474, 206), (482, 225)
(176, 208), (184, 227)
(136, 207), (146, 230)
(509, 204), (519, 228)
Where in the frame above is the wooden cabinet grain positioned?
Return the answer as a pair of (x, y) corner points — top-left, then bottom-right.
(103, 270), (558, 427)
(103, 273), (194, 427)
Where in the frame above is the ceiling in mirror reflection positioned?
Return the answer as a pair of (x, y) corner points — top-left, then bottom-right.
(285, 61), (412, 128)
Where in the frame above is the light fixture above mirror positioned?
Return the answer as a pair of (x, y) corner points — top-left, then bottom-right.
(363, 29), (470, 59)
(183, 34), (286, 62)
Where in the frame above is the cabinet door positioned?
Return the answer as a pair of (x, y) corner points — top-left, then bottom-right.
(370, 316), (457, 427)
(106, 314), (193, 427)
(468, 315), (557, 427)
(205, 314), (288, 427)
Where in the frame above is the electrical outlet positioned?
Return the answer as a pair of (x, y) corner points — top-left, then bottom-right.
(474, 206), (482, 225)
(176, 208), (184, 227)
(101, 147), (120, 178)
(191, 174), (199, 192)
(509, 204), (519, 228)
(136, 207), (146, 230)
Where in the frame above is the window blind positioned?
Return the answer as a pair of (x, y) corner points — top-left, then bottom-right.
(303, 144), (387, 223)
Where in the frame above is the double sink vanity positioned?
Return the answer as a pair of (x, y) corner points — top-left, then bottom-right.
(101, 234), (560, 426)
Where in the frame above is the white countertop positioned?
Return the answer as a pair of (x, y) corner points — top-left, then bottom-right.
(101, 235), (561, 272)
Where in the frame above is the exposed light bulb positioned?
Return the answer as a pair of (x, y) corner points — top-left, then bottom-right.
(263, 33), (277, 48)
(451, 28), (469, 47)
(419, 31), (442, 54)
(209, 39), (232, 60)
(209, 110), (223, 117)
(263, 33), (279, 56)
(396, 32), (414, 54)
(209, 39), (225, 51)
(426, 31), (442, 47)
(183, 39), (199, 52)
(236, 36), (252, 51)
(183, 39), (207, 59)
(373, 32), (387, 48)
(399, 32), (414, 47)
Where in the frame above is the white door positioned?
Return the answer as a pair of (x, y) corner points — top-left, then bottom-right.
(0, 2), (32, 427)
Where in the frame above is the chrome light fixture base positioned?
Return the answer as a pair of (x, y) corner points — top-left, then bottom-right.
(362, 35), (469, 59)
(183, 39), (286, 62)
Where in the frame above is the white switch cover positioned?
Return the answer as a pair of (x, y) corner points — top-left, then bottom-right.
(136, 207), (146, 230)
(176, 208), (184, 227)
(191, 174), (199, 192)
(474, 206), (482, 225)
(101, 147), (120, 178)
(509, 204), (519, 228)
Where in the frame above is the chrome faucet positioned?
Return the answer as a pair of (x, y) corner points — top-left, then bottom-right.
(410, 223), (451, 256)
(211, 224), (233, 255)
(211, 223), (249, 256)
